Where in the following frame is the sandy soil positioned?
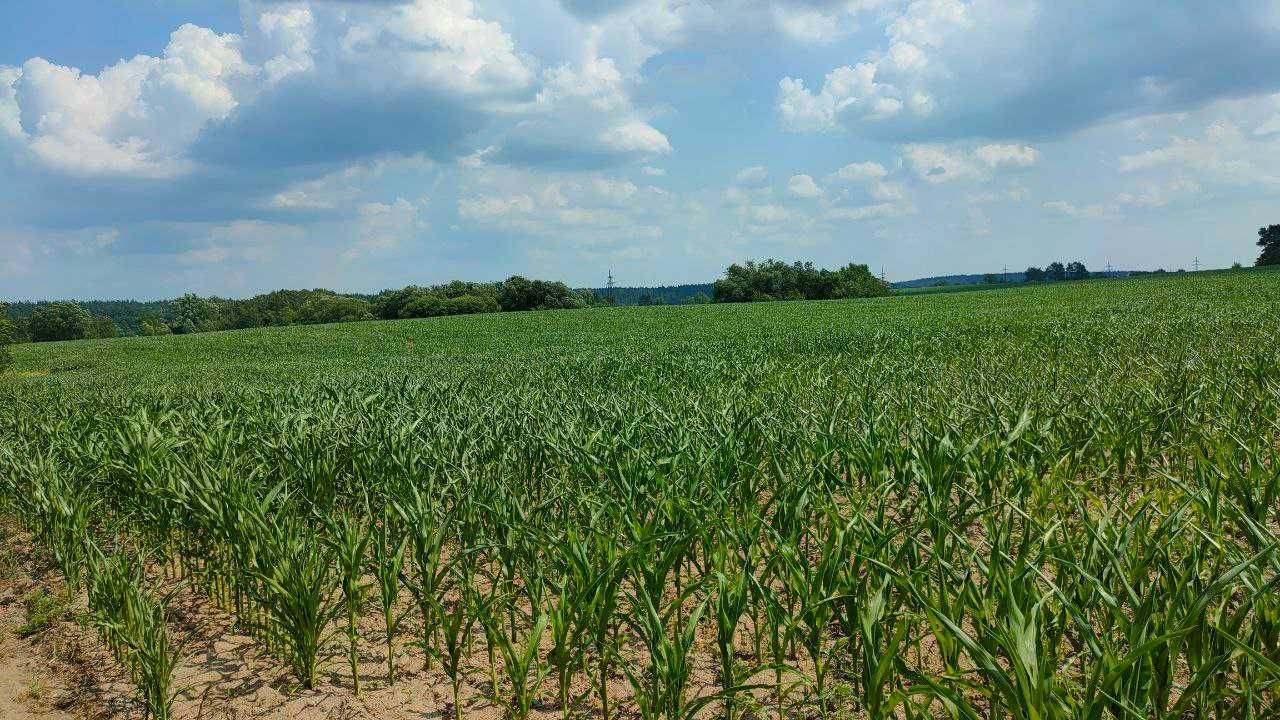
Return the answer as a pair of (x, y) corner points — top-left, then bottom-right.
(0, 537), (791, 720)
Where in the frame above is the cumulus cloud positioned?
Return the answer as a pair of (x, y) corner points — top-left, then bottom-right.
(781, 0), (1280, 140)
(787, 174), (823, 198)
(8, 25), (254, 177)
(778, 63), (901, 131)
(3, 0), (536, 180)
(901, 142), (1038, 183)
(492, 52), (670, 168)
(1117, 120), (1279, 188)
(456, 166), (670, 246)
(827, 161), (903, 200)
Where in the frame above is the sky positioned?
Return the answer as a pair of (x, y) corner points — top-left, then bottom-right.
(2, 1), (1280, 299)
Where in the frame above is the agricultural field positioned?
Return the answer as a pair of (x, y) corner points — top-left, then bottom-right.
(1, 269), (1278, 720)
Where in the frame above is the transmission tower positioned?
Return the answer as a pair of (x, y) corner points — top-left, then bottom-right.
(1193, 257), (1201, 272)
(606, 269), (616, 303)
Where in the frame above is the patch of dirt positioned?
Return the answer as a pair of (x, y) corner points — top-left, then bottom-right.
(0, 576), (79, 719)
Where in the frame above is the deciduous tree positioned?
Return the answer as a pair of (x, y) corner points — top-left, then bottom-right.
(1255, 224), (1280, 266)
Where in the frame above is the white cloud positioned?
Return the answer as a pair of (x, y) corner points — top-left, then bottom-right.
(1117, 120), (1278, 188)
(11, 25), (253, 177)
(1042, 200), (1112, 220)
(778, 62), (903, 131)
(787, 173), (823, 198)
(177, 219), (299, 265)
(343, 198), (421, 260)
(974, 143), (1039, 168)
(388, 0), (533, 96)
(1116, 178), (1200, 209)
(827, 160), (904, 200)
(2, 0), (537, 179)
(734, 165), (770, 185)
(902, 142), (1038, 183)
(538, 57), (628, 112)
(255, 6), (315, 83)
(599, 120), (671, 154)
(458, 193), (536, 219)
(830, 161), (887, 182)
(823, 202), (904, 221)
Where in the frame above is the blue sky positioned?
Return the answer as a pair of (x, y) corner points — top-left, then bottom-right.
(3, 0), (1280, 299)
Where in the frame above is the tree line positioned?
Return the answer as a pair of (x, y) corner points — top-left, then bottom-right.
(712, 259), (891, 302)
(3, 259), (890, 346)
(1023, 261), (1093, 282)
(3, 277), (612, 343)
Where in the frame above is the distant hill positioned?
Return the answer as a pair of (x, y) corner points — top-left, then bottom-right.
(586, 284), (714, 305)
(893, 271), (1135, 288)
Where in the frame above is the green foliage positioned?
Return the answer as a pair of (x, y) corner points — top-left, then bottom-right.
(712, 259), (890, 302)
(169, 294), (223, 334)
(5, 299), (171, 336)
(1256, 224), (1280, 266)
(374, 282), (502, 319)
(0, 303), (13, 372)
(1026, 260), (1091, 283)
(498, 275), (586, 311)
(138, 311), (171, 336)
(87, 315), (119, 339)
(28, 301), (91, 342)
(223, 289), (374, 329)
(19, 585), (69, 637)
(295, 294), (374, 325)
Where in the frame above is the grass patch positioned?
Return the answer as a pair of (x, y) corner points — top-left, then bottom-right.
(19, 586), (69, 638)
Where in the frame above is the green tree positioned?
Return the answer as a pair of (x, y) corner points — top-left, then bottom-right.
(1025, 266), (1045, 282)
(169, 294), (222, 334)
(28, 302), (91, 342)
(1046, 261), (1067, 281)
(87, 315), (118, 339)
(0, 303), (13, 372)
(1066, 261), (1089, 280)
(499, 276), (581, 311)
(295, 294), (374, 324)
(139, 311), (171, 336)
(1255, 224), (1280, 266)
(712, 259), (889, 303)
(983, 273), (999, 284)
(683, 292), (711, 305)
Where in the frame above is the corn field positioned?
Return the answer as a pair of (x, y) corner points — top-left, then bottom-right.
(1, 270), (1278, 719)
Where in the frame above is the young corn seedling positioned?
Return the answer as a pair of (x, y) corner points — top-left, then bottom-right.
(371, 504), (409, 685)
(326, 512), (372, 695)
